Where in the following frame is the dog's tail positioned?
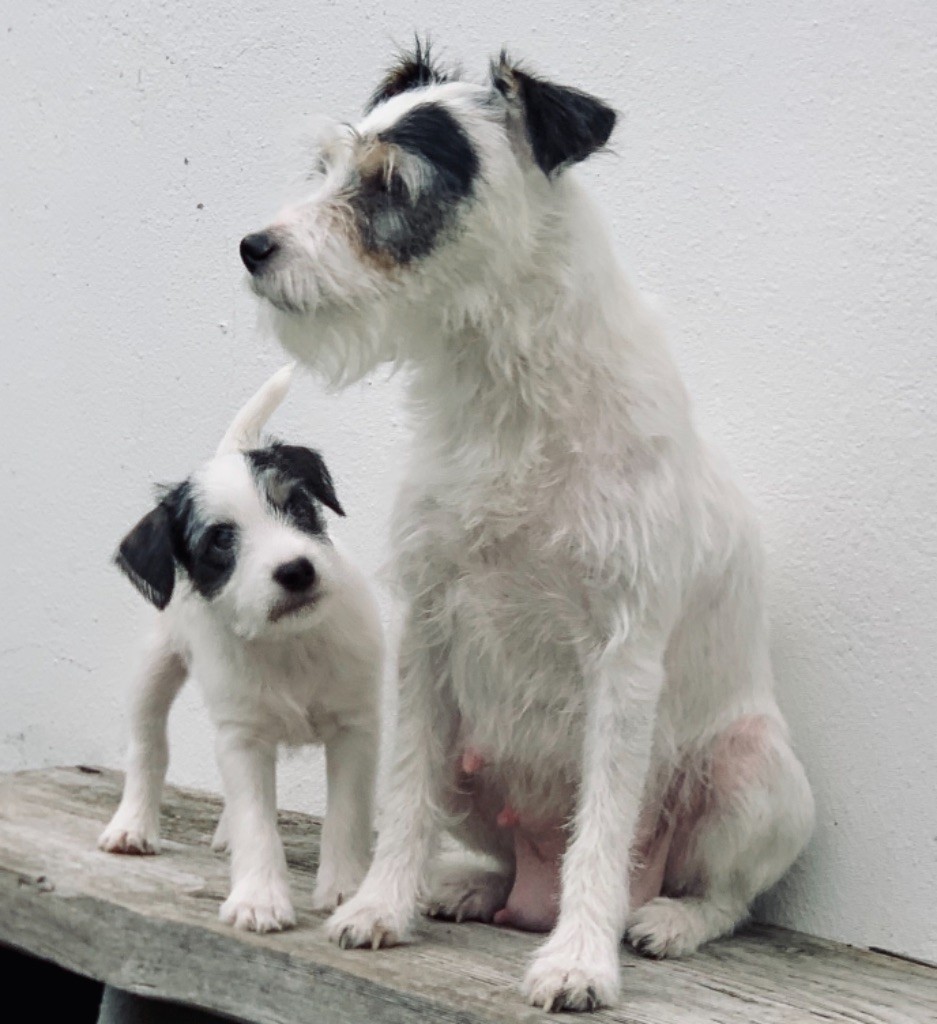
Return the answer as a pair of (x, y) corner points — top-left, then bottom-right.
(217, 363), (296, 456)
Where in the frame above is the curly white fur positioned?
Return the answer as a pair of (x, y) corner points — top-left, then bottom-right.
(245, 59), (814, 1010)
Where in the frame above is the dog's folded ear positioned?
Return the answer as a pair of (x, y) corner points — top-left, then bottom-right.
(491, 53), (616, 177)
(115, 503), (176, 610)
(256, 443), (346, 518)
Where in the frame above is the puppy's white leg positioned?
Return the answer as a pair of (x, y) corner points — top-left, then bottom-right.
(523, 643), (663, 1013)
(99, 626), (186, 855)
(215, 726), (295, 933)
(313, 722), (379, 911)
(325, 619), (453, 948)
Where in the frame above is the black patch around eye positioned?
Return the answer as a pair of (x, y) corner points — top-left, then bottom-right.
(159, 482), (238, 601)
(186, 520), (239, 600)
(352, 103), (480, 265)
(379, 104), (479, 201)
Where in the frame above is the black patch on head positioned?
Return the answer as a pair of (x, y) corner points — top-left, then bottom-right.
(351, 103), (480, 265)
(492, 54), (616, 177)
(366, 37), (451, 114)
(247, 443), (345, 536)
(115, 481), (239, 608)
(381, 104), (478, 199)
(166, 482), (239, 601)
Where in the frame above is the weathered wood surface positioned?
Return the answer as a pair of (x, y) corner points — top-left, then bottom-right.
(0, 768), (933, 1024)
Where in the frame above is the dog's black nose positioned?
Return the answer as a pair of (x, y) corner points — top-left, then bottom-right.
(273, 557), (315, 593)
(240, 232), (279, 273)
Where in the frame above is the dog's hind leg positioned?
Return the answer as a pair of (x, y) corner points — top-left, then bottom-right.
(99, 624), (187, 854)
(425, 782), (516, 924)
(425, 851), (515, 924)
(627, 714), (814, 958)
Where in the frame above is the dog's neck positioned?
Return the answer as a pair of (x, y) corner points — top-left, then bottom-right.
(405, 178), (693, 472)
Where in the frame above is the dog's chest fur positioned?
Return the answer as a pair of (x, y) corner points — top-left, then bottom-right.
(172, 604), (373, 747)
(397, 474), (600, 810)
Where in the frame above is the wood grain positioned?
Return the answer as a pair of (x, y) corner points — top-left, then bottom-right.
(0, 767), (933, 1023)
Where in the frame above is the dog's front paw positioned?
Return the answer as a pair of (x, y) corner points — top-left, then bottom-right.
(98, 815), (160, 855)
(523, 934), (619, 1013)
(324, 892), (411, 950)
(220, 876), (296, 933)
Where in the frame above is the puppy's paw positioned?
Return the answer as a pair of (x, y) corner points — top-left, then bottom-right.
(523, 934), (619, 1013)
(220, 876), (296, 934)
(423, 863), (512, 924)
(324, 893), (411, 950)
(626, 897), (706, 959)
(98, 816), (160, 855)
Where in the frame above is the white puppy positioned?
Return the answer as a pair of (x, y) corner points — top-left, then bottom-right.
(240, 43), (815, 1010)
(100, 365), (383, 933)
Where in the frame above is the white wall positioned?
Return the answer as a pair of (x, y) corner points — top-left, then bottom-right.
(2, 1), (935, 963)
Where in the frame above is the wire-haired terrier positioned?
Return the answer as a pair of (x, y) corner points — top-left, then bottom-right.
(242, 41), (814, 1012)
(100, 366), (383, 933)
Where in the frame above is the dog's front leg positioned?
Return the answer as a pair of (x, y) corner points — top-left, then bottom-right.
(313, 721), (379, 911)
(524, 642), (663, 1012)
(325, 616), (454, 949)
(215, 725), (296, 933)
(99, 625), (186, 855)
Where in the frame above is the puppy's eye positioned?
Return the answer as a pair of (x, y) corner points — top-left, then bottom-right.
(206, 524), (236, 553)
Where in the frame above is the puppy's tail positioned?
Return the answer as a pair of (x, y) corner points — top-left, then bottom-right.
(217, 363), (296, 456)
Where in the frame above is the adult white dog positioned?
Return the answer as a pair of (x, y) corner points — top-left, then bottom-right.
(241, 43), (814, 1012)
(101, 366), (383, 933)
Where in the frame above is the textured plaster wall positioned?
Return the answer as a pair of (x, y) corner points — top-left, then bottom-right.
(1, 1), (934, 961)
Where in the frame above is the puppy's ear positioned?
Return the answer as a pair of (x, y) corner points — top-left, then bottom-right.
(490, 53), (616, 177)
(260, 443), (346, 517)
(115, 503), (176, 610)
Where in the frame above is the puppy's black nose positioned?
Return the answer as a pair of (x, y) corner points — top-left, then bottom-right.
(240, 231), (279, 273)
(273, 557), (315, 593)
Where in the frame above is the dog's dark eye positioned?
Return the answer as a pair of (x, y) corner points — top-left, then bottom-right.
(206, 523), (236, 553)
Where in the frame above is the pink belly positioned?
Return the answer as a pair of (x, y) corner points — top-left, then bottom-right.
(489, 810), (674, 933)
(458, 747), (672, 933)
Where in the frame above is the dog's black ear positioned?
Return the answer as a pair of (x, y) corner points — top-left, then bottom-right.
(115, 502), (176, 610)
(491, 53), (616, 177)
(262, 443), (346, 517)
(366, 36), (450, 113)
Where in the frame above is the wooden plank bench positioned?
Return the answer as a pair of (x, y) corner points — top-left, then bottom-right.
(0, 766), (933, 1023)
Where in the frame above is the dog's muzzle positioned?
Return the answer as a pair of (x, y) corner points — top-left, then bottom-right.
(240, 231), (279, 274)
